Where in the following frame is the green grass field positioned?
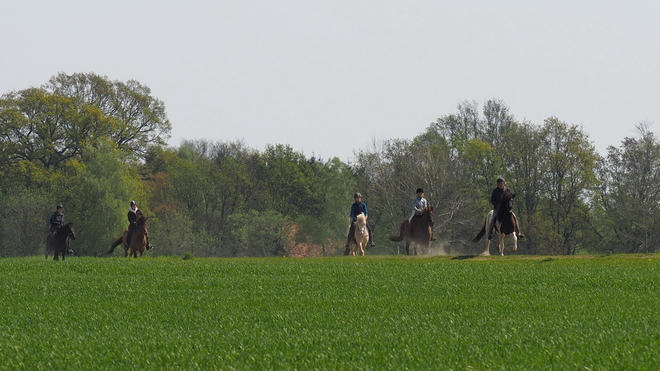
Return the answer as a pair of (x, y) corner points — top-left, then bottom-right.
(1, 255), (659, 370)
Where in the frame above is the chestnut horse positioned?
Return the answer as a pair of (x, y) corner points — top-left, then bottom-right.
(107, 215), (148, 257)
(347, 213), (370, 256)
(472, 189), (518, 256)
(45, 223), (76, 261)
(389, 206), (434, 255)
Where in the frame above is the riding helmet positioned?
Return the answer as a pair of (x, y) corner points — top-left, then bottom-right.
(57, 204), (63, 209)
(354, 193), (362, 198)
(496, 177), (505, 184)
(416, 188), (424, 194)
(130, 200), (137, 206)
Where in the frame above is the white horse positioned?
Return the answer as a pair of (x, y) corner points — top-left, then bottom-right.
(349, 213), (370, 256)
(472, 191), (518, 256)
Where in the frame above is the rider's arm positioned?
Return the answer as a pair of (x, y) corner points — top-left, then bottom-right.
(350, 204), (357, 221)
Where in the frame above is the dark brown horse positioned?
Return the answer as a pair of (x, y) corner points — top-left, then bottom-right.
(107, 215), (148, 258)
(472, 189), (518, 256)
(45, 223), (76, 261)
(389, 206), (434, 255)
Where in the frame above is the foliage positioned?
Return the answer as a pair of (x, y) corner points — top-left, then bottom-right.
(0, 188), (52, 257)
(6, 72), (660, 256)
(598, 123), (660, 253)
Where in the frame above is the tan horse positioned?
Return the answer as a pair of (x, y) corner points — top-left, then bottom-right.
(472, 190), (518, 256)
(348, 213), (370, 256)
(106, 215), (148, 257)
(389, 206), (434, 255)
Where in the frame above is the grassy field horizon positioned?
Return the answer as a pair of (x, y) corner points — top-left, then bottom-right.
(2, 254), (659, 370)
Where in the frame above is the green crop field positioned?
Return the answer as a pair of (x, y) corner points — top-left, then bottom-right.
(1, 255), (659, 370)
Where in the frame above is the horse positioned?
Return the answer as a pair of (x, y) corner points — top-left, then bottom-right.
(346, 213), (370, 256)
(389, 206), (434, 255)
(472, 189), (518, 256)
(45, 223), (76, 261)
(106, 215), (148, 258)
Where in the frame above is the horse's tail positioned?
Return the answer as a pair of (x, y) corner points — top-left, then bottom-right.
(389, 221), (406, 242)
(106, 236), (123, 255)
(472, 213), (490, 242)
(472, 224), (486, 242)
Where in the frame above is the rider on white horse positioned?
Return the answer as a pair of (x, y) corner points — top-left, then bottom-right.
(344, 193), (375, 248)
(488, 178), (524, 240)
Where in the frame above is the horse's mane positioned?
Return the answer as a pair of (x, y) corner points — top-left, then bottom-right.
(498, 190), (514, 210)
(136, 215), (147, 227)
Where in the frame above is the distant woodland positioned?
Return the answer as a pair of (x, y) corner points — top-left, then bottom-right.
(1, 72), (658, 257)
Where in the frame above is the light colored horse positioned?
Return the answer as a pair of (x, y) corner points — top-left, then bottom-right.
(472, 191), (518, 256)
(349, 213), (370, 256)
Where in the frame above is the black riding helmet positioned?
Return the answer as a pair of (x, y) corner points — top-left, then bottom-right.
(354, 193), (362, 198)
(416, 188), (424, 194)
(130, 200), (137, 206)
(496, 177), (505, 184)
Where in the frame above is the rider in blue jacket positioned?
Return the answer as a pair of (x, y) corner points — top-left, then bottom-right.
(344, 193), (375, 248)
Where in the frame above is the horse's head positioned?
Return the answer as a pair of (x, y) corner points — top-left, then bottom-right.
(500, 190), (515, 213)
(63, 222), (77, 240)
(423, 206), (435, 226)
(136, 215), (148, 230)
(355, 213), (367, 234)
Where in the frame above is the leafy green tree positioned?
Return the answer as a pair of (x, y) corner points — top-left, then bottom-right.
(46, 72), (171, 156)
(0, 188), (52, 257)
(537, 117), (600, 254)
(598, 123), (660, 253)
(0, 73), (171, 171)
(0, 88), (90, 169)
(257, 144), (322, 218)
(67, 143), (141, 256)
(224, 210), (293, 257)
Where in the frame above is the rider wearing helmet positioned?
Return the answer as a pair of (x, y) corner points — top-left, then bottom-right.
(49, 204), (74, 254)
(344, 193), (375, 248)
(126, 200), (153, 250)
(487, 177), (524, 240)
(409, 188), (436, 241)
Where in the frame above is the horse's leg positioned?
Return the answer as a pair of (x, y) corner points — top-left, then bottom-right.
(511, 232), (518, 252)
(499, 233), (505, 256)
(483, 238), (491, 256)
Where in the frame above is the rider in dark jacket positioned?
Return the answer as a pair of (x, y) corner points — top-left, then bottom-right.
(49, 204), (73, 254)
(488, 178), (524, 240)
(126, 200), (153, 250)
(50, 205), (65, 232)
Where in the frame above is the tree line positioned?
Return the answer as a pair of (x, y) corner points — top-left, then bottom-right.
(1, 73), (658, 257)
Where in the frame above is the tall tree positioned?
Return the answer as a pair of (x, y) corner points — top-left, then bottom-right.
(538, 117), (599, 255)
(598, 123), (660, 253)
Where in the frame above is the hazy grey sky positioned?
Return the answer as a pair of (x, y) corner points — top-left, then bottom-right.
(2, 1), (659, 161)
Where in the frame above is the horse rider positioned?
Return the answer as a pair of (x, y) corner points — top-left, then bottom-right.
(487, 177), (524, 240)
(126, 200), (153, 251)
(49, 204), (73, 254)
(410, 188), (436, 241)
(344, 193), (375, 248)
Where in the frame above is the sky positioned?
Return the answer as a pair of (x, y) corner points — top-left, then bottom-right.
(2, 1), (659, 162)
